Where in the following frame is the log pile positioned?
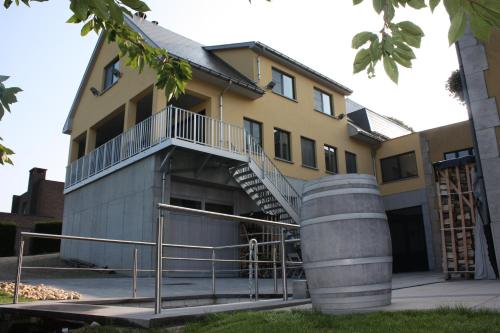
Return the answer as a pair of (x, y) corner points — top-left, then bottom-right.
(435, 158), (476, 279)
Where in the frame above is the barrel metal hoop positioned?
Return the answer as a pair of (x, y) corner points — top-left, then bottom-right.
(303, 188), (381, 202)
(309, 282), (392, 295)
(301, 213), (387, 227)
(303, 178), (377, 193)
(303, 256), (392, 269)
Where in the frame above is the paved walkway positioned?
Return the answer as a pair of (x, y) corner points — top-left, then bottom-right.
(23, 272), (500, 311)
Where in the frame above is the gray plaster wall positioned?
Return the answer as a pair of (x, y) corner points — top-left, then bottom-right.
(458, 29), (500, 270)
(61, 151), (258, 277)
(61, 154), (160, 273)
(382, 188), (438, 271)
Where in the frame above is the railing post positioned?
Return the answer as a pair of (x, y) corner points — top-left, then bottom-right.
(254, 241), (259, 301)
(211, 249), (216, 296)
(248, 239), (254, 300)
(13, 238), (24, 304)
(132, 247), (138, 298)
(272, 245), (278, 294)
(154, 214), (164, 314)
(280, 228), (288, 301)
(174, 107), (178, 138)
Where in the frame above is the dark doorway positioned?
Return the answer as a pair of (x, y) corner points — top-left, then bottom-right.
(135, 93), (153, 124)
(387, 206), (429, 273)
(95, 110), (124, 148)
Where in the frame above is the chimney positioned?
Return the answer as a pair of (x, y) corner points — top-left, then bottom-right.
(134, 12), (147, 19)
(28, 168), (47, 193)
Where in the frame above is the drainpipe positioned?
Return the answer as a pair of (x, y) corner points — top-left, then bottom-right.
(455, 42), (498, 276)
(371, 147), (378, 178)
(257, 56), (262, 82)
(219, 80), (232, 122)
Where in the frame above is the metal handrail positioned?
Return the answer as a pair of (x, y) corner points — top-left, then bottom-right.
(65, 105), (301, 218)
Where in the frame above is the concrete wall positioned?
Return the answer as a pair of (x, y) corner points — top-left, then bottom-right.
(458, 28), (500, 270)
(61, 154), (160, 272)
(62, 151), (256, 276)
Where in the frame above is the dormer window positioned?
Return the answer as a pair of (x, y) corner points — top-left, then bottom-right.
(103, 57), (120, 90)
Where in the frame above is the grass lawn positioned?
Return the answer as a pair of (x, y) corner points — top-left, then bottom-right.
(74, 308), (500, 333)
(0, 291), (32, 304)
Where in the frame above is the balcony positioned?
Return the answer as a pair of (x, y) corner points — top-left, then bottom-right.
(65, 106), (301, 220)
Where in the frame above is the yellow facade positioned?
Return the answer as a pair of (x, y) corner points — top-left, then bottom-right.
(484, 29), (500, 117)
(68, 39), (374, 181)
(67, 35), (474, 193)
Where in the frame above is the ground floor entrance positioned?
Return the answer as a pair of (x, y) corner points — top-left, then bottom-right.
(387, 206), (429, 273)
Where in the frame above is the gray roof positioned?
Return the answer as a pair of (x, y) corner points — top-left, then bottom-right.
(126, 16), (263, 93)
(204, 42), (353, 95)
(346, 99), (412, 139)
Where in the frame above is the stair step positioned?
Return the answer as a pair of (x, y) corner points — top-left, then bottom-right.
(233, 169), (254, 178)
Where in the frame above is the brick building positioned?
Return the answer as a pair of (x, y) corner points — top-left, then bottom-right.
(0, 168), (64, 255)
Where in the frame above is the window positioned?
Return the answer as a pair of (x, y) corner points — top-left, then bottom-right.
(272, 68), (295, 99)
(205, 202), (234, 214)
(443, 148), (474, 160)
(324, 145), (338, 174)
(274, 128), (291, 161)
(380, 151), (418, 182)
(170, 197), (202, 210)
(314, 88), (333, 116)
(345, 151), (358, 174)
(244, 118), (263, 147)
(301, 137), (316, 168)
(103, 58), (120, 90)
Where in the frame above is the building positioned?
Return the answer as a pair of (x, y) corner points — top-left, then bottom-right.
(60, 14), (477, 275)
(457, 28), (500, 272)
(0, 167), (64, 255)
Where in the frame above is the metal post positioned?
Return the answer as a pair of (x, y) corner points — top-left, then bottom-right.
(154, 215), (164, 314)
(211, 249), (216, 295)
(248, 240), (253, 300)
(13, 238), (24, 304)
(132, 247), (138, 298)
(272, 245), (278, 294)
(280, 228), (288, 301)
(254, 242), (259, 301)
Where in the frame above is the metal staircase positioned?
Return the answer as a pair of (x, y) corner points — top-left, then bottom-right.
(231, 164), (296, 224)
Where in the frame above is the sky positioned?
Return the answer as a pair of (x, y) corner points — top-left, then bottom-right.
(0, 0), (467, 212)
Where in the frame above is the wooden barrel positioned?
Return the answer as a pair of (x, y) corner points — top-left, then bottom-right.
(300, 174), (392, 313)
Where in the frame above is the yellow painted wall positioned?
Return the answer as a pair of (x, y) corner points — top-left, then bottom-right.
(421, 121), (473, 163)
(220, 54), (374, 180)
(484, 29), (500, 118)
(212, 48), (257, 82)
(375, 133), (425, 196)
(68, 41), (375, 180)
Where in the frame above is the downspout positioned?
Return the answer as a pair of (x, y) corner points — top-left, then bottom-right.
(219, 80), (233, 122)
(371, 147), (378, 178)
(455, 42), (499, 276)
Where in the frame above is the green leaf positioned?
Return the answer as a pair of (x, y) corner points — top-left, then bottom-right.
(80, 20), (94, 36)
(120, 0), (150, 12)
(383, 55), (399, 83)
(352, 31), (377, 49)
(443, 0), (462, 17)
(448, 9), (466, 45)
(408, 0), (426, 9)
(469, 12), (492, 42)
(0, 75), (9, 83)
(429, 0), (441, 12)
(70, 0), (89, 21)
(90, 0), (109, 19)
(392, 51), (412, 68)
(401, 31), (422, 47)
(353, 49), (371, 74)
(372, 0), (385, 14)
(353, 0), (364, 4)
(398, 21), (425, 36)
(108, 1), (124, 24)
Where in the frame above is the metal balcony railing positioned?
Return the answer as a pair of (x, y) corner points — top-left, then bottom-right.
(65, 106), (301, 215)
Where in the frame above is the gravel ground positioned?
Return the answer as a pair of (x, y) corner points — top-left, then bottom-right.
(0, 253), (123, 281)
